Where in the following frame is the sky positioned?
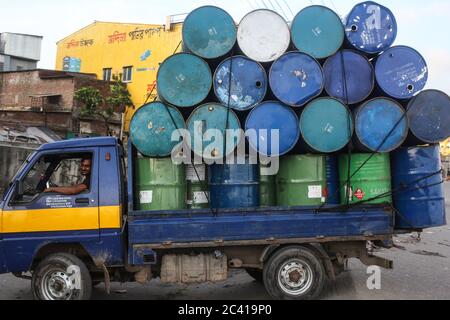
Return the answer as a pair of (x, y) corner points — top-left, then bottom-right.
(0, 0), (449, 93)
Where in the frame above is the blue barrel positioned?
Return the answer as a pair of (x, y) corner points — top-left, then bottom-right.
(245, 101), (300, 157)
(300, 98), (354, 153)
(130, 102), (185, 157)
(355, 98), (408, 153)
(157, 53), (212, 108)
(213, 56), (267, 111)
(291, 5), (345, 60)
(269, 52), (324, 107)
(183, 6), (237, 60)
(345, 1), (397, 54)
(391, 145), (446, 229)
(209, 157), (260, 209)
(326, 155), (340, 205)
(187, 103), (241, 160)
(407, 90), (450, 144)
(375, 46), (428, 100)
(323, 50), (374, 105)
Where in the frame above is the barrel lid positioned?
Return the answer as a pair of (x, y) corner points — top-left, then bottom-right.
(130, 102), (185, 157)
(183, 6), (237, 60)
(323, 50), (374, 105)
(245, 101), (300, 157)
(269, 51), (324, 107)
(300, 98), (354, 153)
(345, 1), (397, 54)
(156, 53), (212, 108)
(291, 5), (345, 59)
(213, 55), (267, 111)
(186, 103), (242, 160)
(237, 9), (290, 63)
(375, 46), (428, 100)
(407, 90), (450, 144)
(355, 98), (409, 153)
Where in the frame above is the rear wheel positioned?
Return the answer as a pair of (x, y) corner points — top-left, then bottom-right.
(263, 246), (326, 300)
(32, 253), (92, 300)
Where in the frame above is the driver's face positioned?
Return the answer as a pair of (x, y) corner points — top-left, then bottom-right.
(80, 159), (92, 176)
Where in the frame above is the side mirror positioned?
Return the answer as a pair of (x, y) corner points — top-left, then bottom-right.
(16, 181), (24, 196)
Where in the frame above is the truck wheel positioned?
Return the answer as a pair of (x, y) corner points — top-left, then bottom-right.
(32, 253), (92, 300)
(263, 246), (325, 300)
(245, 268), (263, 283)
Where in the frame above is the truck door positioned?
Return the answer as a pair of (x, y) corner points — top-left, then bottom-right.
(0, 201), (7, 273)
(1, 148), (100, 273)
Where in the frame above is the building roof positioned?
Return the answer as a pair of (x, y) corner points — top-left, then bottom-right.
(56, 20), (179, 44)
(0, 68), (98, 79)
(38, 137), (118, 151)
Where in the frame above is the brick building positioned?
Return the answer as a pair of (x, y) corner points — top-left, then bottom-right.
(0, 69), (122, 138)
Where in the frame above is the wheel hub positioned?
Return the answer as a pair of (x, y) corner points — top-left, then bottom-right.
(43, 271), (76, 300)
(278, 259), (314, 296)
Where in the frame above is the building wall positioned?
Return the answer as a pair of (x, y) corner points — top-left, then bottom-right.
(55, 21), (183, 130)
(0, 33), (42, 61)
(9, 57), (37, 71)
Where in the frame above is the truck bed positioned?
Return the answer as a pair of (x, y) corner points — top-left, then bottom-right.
(127, 205), (394, 248)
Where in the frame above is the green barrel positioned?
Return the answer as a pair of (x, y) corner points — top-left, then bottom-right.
(186, 164), (209, 209)
(276, 155), (327, 207)
(259, 164), (277, 207)
(136, 156), (186, 211)
(339, 154), (392, 205)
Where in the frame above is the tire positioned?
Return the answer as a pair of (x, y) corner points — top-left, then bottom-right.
(245, 268), (263, 283)
(32, 253), (92, 300)
(263, 246), (326, 300)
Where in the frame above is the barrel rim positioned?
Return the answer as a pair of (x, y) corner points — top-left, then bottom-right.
(269, 51), (325, 108)
(237, 9), (291, 63)
(300, 97), (354, 153)
(375, 45), (428, 100)
(355, 97), (409, 153)
(345, 1), (398, 54)
(156, 52), (213, 108)
(213, 55), (268, 111)
(291, 5), (345, 60)
(323, 49), (375, 105)
(407, 89), (450, 144)
(186, 102), (242, 159)
(182, 5), (237, 60)
(245, 100), (301, 157)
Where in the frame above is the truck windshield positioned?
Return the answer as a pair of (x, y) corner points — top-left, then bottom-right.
(2, 151), (37, 200)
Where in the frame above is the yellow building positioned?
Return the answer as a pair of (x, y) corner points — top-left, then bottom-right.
(56, 20), (183, 130)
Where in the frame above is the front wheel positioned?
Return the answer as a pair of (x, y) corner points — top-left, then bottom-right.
(32, 253), (92, 300)
(263, 246), (326, 300)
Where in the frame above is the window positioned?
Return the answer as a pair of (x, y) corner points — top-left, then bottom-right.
(103, 68), (112, 81)
(122, 66), (133, 82)
(12, 153), (93, 204)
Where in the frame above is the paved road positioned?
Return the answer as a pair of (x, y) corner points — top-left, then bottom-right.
(1, 184), (449, 300)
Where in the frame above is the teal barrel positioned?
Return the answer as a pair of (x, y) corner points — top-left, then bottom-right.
(391, 145), (446, 229)
(135, 156), (186, 211)
(339, 153), (392, 205)
(259, 164), (277, 207)
(291, 5), (344, 60)
(277, 155), (327, 207)
(130, 102), (185, 157)
(183, 6), (237, 60)
(209, 156), (260, 209)
(187, 103), (242, 160)
(299, 98), (354, 153)
(186, 164), (209, 209)
(157, 53), (212, 108)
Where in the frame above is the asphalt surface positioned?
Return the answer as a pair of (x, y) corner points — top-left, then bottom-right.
(1, 184), (449, 300)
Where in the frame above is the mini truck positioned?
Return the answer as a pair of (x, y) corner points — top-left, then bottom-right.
(0, 137), (396, 300)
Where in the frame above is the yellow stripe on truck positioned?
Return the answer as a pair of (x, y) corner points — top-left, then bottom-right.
(1, 206), (121, 233)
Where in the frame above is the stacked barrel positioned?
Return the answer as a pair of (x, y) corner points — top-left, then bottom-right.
(130, 3), (449, 230)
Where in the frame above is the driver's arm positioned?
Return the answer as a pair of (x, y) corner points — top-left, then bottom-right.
(44, 183), (88, 195)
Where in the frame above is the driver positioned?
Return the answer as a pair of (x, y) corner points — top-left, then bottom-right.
(44, 158), (92, 195)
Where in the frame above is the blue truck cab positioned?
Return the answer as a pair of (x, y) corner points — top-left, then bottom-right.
(0, 137), (395, 300)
